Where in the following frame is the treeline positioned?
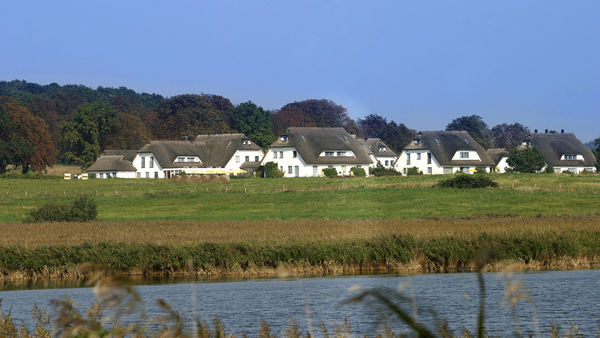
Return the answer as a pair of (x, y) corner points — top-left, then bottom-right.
(1, 79), (598, 173)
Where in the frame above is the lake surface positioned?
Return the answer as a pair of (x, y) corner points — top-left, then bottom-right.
(1, 270), (599, 336)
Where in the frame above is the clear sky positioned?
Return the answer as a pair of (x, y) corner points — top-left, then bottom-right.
(2, 1), (599, 142)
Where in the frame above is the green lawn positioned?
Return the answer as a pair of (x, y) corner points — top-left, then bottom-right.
(1, 174), (599, 223)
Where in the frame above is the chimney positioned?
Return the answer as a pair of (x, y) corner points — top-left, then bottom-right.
(545, 129), (548, 133)
(182, 135), (189, 141)
(534, 129), (538, 133)
(561, 129), (564, 133)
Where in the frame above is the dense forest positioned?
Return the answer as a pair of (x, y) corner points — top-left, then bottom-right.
(1, 80), (598, 173)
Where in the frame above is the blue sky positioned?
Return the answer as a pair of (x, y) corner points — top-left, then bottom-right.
(2, 1), (599, 142)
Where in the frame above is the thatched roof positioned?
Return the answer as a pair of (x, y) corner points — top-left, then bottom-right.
(360, 138), (397, 157)
(138, 134), (262, 169)
(404, 131), (495, 166)
(87, 155), (137, 172)
(486, 148), (509, 166)
(525, 132), (596, 167)
(270, 127), (373, 165)
(101, 150), (138, 162)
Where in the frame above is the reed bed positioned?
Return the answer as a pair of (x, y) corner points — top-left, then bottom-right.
(1, 215), (599, 278)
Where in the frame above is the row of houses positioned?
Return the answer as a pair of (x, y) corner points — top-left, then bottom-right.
(87, 127), (597, 179)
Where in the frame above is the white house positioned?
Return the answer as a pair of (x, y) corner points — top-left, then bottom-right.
(88, 134), (264, 179)
(394, 131), (496, 175)
(518, 130), (596, 174)
(360, 138), (397, 169)
(486, 148), (510, 173)
(261, 127), (375, 177)
(86, 154), (137, 179)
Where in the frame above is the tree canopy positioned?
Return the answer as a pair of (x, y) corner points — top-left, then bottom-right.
(446, 115), (492, 150)
(59, 102), (120, 168)
(506, 146), (546, 173)
(0, 97), (56, 173)
(358, 114), (416, 153)
(271, 99), (355, 135)
(228, 101), (275, 149)
(491, 123), (530, 150)
(152, 94), (233, 139)
(593, 137), (600, 172)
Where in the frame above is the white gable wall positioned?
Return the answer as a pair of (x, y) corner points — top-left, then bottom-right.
(132, 153), (166, 178)
(224, 149), (264, 170)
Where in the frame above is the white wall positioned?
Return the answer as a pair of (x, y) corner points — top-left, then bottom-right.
(132, 153), (165, 178)
(262, 147), (372, 177)
(224, 149), (264, 170)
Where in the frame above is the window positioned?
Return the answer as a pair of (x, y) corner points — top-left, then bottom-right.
(427, 167), (432, 175)
(343, 136), (348, 141)
(136, 172), (141, 178)
(417, 153), (421, 160)
(141, 157), (145, 168)
(145, 172), (149, 178)
(281, 136), (289, 142)
(385, 160), (389, 166)
(460, 152), (469, 159)
(293, 151), (297, 158)
(177, 157), (185, 162)
(187, 157), (194, 162)
(288, 166), (292, 174)
(406, 153), (411, 165)
(379, 147), (386, 152)
(279, 151), (283, 158)
(280, 166), (283, 172)
(337, 151), (346, 156)
(154, 172), (158, 178)
(325, 151), (334, 156)
(463, 138), (469, 144)
(434, 138), (440, 144)
(443, 167), (452, 174)
(564, 155), (576, 160)
(255, 156), (259, 162)
(460, 167), (469, 173)
(295, 166), (299, 177)
(413, 139), (421, 145)
(149, 156), (154, 168)
(235, 156), (240, 163)
(245, 156), (250, 162)
(313, 166), (318, 176)
(427, 153), (432, 164)
(273, 152), (277, 159)
(524, 141), (531, 146)
(243, 140), (251, 146)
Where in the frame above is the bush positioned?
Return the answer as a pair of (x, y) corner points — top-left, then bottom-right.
(406, 167), (422, 176)
(23, 195), (98, 223)
(260, 162), (284, 178)
(322, 167), (338, 177)
(434, 175), (499, 189)
(350, 167), (366, 177)
(371, 161), (400, 176)
(475, 167), (487, 174)
(545, 166), (554, 174)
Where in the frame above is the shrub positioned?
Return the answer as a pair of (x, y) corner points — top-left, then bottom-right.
(23, 195), (98, 223)
(322, 167), (338, 177)
(506, 146), (545, 173)
(350, 167), (366, 177)
(371, 161), (400, 176)
(475, 167), (487, 174)
(406, 167), (422, 176)
(260, 162), (284, 178)
(545, 166), (555, 174)
(434, 175), (499, 189)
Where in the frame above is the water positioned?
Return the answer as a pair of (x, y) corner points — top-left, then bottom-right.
(1, 270), (599, 336)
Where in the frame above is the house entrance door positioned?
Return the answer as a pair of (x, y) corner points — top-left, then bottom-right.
(295, 166), (299, 177)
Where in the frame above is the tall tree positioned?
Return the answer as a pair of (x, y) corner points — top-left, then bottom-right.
(506, 146), (546, 173)
(0, 97), (56, 173)
(358, 114), (416, 153)
(59, 102), (120, 168)
(271, 99), (355, 135)
(228, 101), (275, 149)
(104, 113), (152, 150)
(491, 123), (530, 150)
(593, 137), (600, 172)
(152, 94), (233, 139)
(446, 115), (492, 150)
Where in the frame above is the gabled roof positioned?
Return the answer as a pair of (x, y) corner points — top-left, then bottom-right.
(486, 148), (509, 166)
(270, 127), (373, 165)
(360, 138), (397, 157)
(403, 131), (495, 166)
(101, 150), (138, 162)
(87, 155), (137, 172)
(524, 132), (596, 167)
(138, 134), (262, 169)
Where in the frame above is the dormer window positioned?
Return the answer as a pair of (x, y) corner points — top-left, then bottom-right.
(434, 139), (440, 144)
(524, 140), (531, 147)
(280, 136), (289, 142)
(379, 146), (386, 152)
(325, 151), (334, 156)
(460, 152), (469, 159)
(413, 139), (422, 145)
(243, 140), (251, 146)
(563, 154), (578, 160)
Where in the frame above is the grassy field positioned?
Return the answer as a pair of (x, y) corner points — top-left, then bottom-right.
(1, 173), (600, 223)
(1, 173), (599, 277)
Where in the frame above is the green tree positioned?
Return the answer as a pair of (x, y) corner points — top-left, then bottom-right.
(446, 115), (492, 150)
(506, 146), (546, 173)
(358, 114), (416, 153)
(152, 94), (233, 139)
(228, 101), (275, 149)
(59, 102), (120, 168)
